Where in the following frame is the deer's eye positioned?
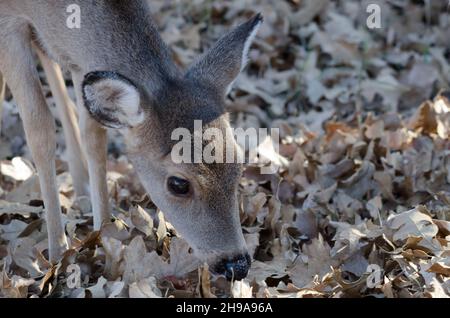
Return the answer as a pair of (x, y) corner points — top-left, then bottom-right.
(167, 176), (191, 196)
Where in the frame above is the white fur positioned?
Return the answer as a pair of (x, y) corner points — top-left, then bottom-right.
(111, 80), (143, 126)
(226, 19), (262, 95)
(241, 19), (262, 72)
(85, 78), (144, 127)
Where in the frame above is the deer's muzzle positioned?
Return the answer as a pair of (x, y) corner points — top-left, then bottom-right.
(212, 253), (251, 281)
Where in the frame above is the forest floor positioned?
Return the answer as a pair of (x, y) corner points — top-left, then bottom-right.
(0, 0), (450, 298)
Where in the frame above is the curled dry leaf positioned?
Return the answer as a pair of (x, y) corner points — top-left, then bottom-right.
(129, 277), (161, 298)
(0, 272), (35, 298)
(0, 157), (35, 181)
(386, 206), (441, 254)
(288, 235), (337, 288)
(198, 263), (216, 298)
(231, 279), (253, 298)
(129, 205), (154, 237)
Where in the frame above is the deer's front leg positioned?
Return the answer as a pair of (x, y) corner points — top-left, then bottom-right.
(73, 72), (110, 229)
(0, 72), (5, 134)
(78, 106), (110, 229)
(0, 34), (68, 263)
(36, 49), (89, 198)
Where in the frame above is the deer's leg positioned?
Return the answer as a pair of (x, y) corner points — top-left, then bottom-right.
(0, 31), (67, 262)
(0, 71), (4, 100)
(73, 73), (110, 229)
(36, 48), (90, 197)
(0, 71), (5, 134)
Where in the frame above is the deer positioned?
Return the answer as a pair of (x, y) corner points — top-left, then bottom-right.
(0, 1), (263, 281)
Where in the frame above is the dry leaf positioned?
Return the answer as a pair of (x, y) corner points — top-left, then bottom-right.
(129, 277), (162, 298)
(231, 279), (253, 298)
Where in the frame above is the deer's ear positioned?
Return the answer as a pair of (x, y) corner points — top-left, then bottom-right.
(186, 14), (263, 95)
(82, 71), (144, 129)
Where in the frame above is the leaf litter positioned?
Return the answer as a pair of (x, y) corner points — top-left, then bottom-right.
(1, 0), (450, 298)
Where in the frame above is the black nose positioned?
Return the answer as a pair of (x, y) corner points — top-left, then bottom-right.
(213, 253), (251, 281)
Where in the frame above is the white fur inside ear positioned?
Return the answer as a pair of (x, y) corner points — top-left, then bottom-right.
(110, 80), (143, 126)
(85, 79), (144, 127)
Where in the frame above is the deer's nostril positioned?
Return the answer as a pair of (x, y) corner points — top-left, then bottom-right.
(214, 253), (251, 281)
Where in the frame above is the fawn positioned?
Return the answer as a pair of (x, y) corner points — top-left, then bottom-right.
(0, 1), (262, 280)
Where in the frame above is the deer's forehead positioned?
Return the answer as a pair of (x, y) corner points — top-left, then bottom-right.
(154, 79), (223, 113)
(155, 109), (230, 143)
(190, 162), (242, 190)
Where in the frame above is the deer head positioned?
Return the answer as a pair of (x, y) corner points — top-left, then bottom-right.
(82, 14), (263, 280)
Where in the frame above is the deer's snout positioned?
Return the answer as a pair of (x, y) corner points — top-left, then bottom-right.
(213, 253), (251, 281)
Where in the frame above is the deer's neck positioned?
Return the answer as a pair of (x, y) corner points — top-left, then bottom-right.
(31, 0), (180, 89)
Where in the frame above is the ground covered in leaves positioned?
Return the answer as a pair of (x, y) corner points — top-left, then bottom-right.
(1, 0), (450, 298)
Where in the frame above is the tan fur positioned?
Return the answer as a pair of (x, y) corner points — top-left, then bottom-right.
(0, 72), (5, 133)
(0, 18), (68, 262)
(36, 47), (89, 198)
